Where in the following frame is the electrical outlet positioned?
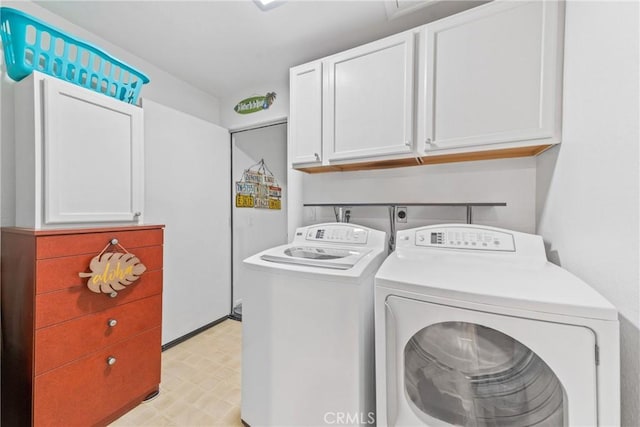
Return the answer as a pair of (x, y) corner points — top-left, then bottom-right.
(396, 207), (408, 223)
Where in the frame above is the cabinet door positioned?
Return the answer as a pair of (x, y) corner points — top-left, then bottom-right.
(290, 62), (323, 166)
(43, 77), (144, 224)
(324, 32), (415, 162)
(418, 1), (563, 152)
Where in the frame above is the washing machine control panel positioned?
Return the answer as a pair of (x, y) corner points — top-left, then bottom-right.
(415, 227), (515, 252)
(305, 226), (368, 244)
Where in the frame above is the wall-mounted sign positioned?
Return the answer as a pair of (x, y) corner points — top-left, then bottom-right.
(79, 241), (146, 296)
(234, 92), (277, 115)
(236, 194), (255, 208)
(235, 159), (282, 210)
(269, 198), (281, 210)
(255, 197), (270, 209)
(236, 182), (257, 194)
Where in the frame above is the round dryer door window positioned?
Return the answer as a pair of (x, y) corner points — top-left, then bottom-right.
(404, 322), (565, 426)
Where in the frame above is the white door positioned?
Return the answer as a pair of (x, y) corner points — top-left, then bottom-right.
(43, 77), (144, 224)
(384, 296), (598, 426)
(290, 62), (323, 166)
(418, 1), (563, 152)
(232, 123), (288, 315)
(143, 99), (231, 344)
(324, 31), (415, 162)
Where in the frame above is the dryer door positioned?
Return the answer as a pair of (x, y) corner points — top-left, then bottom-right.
(384, 296), (598, 427)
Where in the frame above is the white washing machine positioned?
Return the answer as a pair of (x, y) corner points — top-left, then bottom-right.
(242, 223), (387, 426)
(375, 224), (620, 427)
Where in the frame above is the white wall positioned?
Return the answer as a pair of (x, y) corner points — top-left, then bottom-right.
(536, 2), (639, 425)
(232, 124), (288, 308)
(218, 81), (539, 241)
(219, 81), (289, 131)
(301, 157), (537, 237)
(218, 80), (300, 240)
(3, 1), (221, 123)
(143, 99), (231, 344)
(0, 0), (222, 227)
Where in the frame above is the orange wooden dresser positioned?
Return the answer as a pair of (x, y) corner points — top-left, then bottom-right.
(1, 225), (164, 427)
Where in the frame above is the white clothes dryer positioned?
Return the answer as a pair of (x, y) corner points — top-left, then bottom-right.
(375, 224), (619, 427)
(242, 223), (386, 426)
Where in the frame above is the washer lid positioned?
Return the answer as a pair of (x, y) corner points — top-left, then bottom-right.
(261, 245), (372, 270)
(375, 251), (618, 321)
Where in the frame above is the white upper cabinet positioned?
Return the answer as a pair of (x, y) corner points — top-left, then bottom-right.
(417, 1), (564, 153)
(323, 31), (415, 163)
(289, 61), (323, 166)
(289, 0), (565, 172)
(15, 72), (144, 228)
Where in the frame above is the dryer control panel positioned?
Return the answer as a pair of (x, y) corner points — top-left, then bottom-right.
(415, 226), (515, 252)
(304, 225), (368, 244)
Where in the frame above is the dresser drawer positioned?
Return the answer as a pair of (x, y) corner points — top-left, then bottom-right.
(35, 269), (162, 329)
(36, 245), (163, 294)
(36, 228), (163, 259)
(34, 294), (161, 375)
(34, 327), (161, 427)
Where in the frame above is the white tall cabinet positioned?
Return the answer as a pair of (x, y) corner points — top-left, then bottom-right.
(14, 71), (144, 228)
(417, 1), (564, 153)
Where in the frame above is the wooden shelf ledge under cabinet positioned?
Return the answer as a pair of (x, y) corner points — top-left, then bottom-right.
(295, 144), (553, 174)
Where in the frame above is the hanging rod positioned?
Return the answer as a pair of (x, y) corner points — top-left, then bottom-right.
(303, 203), (506, 207)
(303, 202), (507, 230)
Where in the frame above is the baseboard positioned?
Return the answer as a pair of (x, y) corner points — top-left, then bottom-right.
(161, 315), (231, 351)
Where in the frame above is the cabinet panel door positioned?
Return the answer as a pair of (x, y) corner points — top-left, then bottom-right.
(290, 62), (323, 166)
(35, 269), (162, 329)
(35, 227), (163, 259)
(33, 327), (160, 427)
(43, 78), (144, 224)
(419, 1), (563, 151)
(324, 32), (415, 162)
(36, 245), (163, 294)
(34, 294), (161, 375)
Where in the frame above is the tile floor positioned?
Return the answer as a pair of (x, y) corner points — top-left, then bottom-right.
(110, 319), (243, 427)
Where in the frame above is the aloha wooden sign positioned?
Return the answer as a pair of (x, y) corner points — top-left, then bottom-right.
(79, 240), (146, 295)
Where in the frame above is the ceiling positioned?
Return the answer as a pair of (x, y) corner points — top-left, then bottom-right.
(35, 0), (486, 99)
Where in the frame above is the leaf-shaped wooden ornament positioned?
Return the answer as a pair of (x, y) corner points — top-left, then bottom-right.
(79, 252), (147, 294)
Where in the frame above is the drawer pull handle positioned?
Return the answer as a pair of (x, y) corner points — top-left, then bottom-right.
(107, 356), (117, 366)
(107, 319), (118, 328)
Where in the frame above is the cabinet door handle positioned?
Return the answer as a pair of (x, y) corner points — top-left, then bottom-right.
(314, 153), (320, 161)
(133, 212), (142, 218)
(107, 356), (117, 366)
(107, 319), (118, 328)
(425, 138), (436, 149)
(405, 141), (412, 148)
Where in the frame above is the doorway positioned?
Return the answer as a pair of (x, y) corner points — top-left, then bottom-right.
(231, 122), (288, 318)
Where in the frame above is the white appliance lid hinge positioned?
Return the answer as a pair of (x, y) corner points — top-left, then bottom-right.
(595, 344), (600, 366)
